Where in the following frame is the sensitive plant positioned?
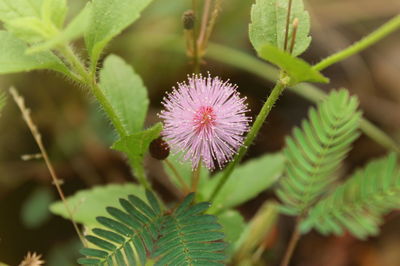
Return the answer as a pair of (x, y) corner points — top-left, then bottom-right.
(0, 0), (399, 265)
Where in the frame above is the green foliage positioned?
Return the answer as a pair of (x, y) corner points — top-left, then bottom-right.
(259, 44), (329, 84)
(85, 0), (154, 67)
(249, 0), (311, 57)
(50, 184), (146, 228)
(27, 2), (92, 54)
(21, 186), (54, 228)
(277, 90), (361, 215)
(100, 55), (149, 134)
(112, 123), (163, 186)
(0, 0), (67, 43)
(0, 31), (69, 74)
(78, 191), (226, 265)
(301, 153), (400, 239)
(203, 153), (285, 213)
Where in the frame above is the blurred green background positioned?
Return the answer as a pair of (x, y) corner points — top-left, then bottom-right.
(1, 0), (400, 265)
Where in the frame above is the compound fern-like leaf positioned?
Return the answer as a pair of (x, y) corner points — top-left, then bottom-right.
(301, 153), (400, 239)
(153, 193), (226, 265)
(78, 190), (163, 265)
(78, 191), (226, 265)
(277, 89), (361, 215)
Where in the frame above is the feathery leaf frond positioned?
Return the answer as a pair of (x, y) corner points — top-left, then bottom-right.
(78, 191), (226, 265)
(277, 89), (361, 215)
(301, 153), (400, 239)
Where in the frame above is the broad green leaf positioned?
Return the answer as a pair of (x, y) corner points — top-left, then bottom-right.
(249, 0), (311, 57)
(218, 209), (246, 257)
(112, 123), (162, 182)
(99, 55), (149, 134)
(85, 0), (154, 67)
(50, 184), (146, 228)
(259, 44), (329, 84)
(0, 0), (66, 43)
(41, 0), (68, 28)
(27, 2), (92, 54)
(21, 186), (54, 228)
(203, 152), (285, 213)
(0, 31), (69, 74)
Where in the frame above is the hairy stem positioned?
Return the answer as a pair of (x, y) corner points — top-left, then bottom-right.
(313, 14), (400, 71)
(58, 45), (156, 191)
(201, 0), (223, 51)
(280, 219), (301, 266)
(59, 45), (127, 137)
(192, 0), (200, 73)
(210, 77), (288, 201)
(10, 87), (87, 246)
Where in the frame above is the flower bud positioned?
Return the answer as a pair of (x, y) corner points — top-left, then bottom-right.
(182, 10), (195, 30)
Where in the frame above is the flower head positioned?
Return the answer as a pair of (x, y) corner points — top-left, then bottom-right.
(159, 74), (251, 170)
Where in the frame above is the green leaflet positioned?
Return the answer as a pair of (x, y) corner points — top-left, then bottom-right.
(258, 44), (329, 84)
(50, 184), (146, 228)
(277, 90), (361, 215)
(203, 152), (285, 213)
(0, 31), (69, 74)
(27, 2), (92, 54)
(84, 0), (154, 68)
(99, 55), (149, 134)
(21, 186), (54, 228)
(78, 191), (226, 265)
(301, 153), (400, 239)
(249, 0), (311, 57)
(0, 0), (67, 43)
(112, 123), (163, 185)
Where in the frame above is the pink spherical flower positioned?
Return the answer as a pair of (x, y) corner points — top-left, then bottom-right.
(159, 74), (251, 170)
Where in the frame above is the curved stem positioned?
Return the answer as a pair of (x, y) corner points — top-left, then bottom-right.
(210, 77), (288, 201)
(313, 14), (400, 71)
(58, 45), (127, 137)
(204, 42), (400, 152)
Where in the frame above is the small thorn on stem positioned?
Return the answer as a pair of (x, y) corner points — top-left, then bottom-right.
(289, 18), (299, 54)
(283, 0), (293, 51)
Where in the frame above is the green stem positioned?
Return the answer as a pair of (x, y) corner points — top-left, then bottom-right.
(210, 77), (288, 201)
(59, 45), (127, 137)
(204, 42), (400, 152)
(58, 45), (156, 190)
(313, 14), (400, 71)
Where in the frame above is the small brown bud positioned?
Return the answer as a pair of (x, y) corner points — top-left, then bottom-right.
(182, 10), (195, 30)
(149, 137), (170, 160)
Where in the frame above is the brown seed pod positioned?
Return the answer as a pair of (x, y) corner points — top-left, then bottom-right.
(149, 137), (170, 160)
(182, 10), (195, 30)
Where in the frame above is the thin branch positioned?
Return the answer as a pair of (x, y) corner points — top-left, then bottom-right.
(280, 218), (302, 266)
(165, 159), (190, 194)
(289, 18), (299, 54)
(9, 87), (87, 246)
(201, 0), (223, 51)
(197, 0), (212, 47)
(284, 0), (293, 51)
